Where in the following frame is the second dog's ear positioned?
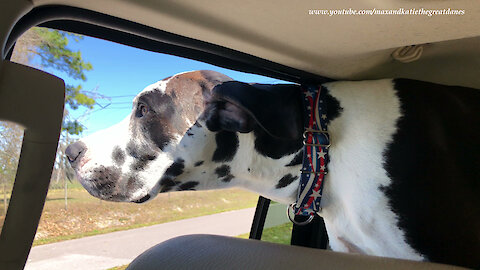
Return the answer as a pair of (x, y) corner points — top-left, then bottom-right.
(201, 81), (303, 140)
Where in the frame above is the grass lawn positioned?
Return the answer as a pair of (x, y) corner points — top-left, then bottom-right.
(237, 222), (293, 245)
(0, 181), (258, 246)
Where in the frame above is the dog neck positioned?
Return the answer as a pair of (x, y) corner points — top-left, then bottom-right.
(159, 120), (303, 204)
(157, 82), (342, 204)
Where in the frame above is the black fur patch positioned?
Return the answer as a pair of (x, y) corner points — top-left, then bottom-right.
(221, 175), (234, 182)
(130, 159), (148, 171)
(133, 194), (151, 204)
(126, 142), (157, 171)
(164, 159), (185, 177)
(159, 176), (180, 193)
(286, 150), (303, 167)
(276, 174), (298, 189)
(215, 165), (230, 178)
(323, 87), (343, 125)
(126, 174), (142, 190)
(112, 146), (125, 166)
(194, 161), (204, 167)
(382, 79), (480, 268)
(212, 131), (238, 162)
(90, 166), (120, 197)
(126, 142), (157, 161)
(178, 181), (199, 191)
(134, 91), (176, 150)
(126, 141), (138, 157)
(254, 128), (302, 159)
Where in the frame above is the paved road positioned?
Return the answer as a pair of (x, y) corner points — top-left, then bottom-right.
(25, 207), (256, 270)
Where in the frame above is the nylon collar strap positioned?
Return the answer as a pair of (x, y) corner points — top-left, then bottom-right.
(293, 85), (330, 217)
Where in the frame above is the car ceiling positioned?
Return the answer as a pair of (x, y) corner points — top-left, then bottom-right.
(15, 0), (480, 88)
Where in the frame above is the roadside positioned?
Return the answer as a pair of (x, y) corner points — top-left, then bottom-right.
(26, 207), (257, 270)
(31, 186), (258, 245)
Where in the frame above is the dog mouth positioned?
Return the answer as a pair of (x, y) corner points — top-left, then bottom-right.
(132, 194), (151, 203)
(73, 164), (158, 203)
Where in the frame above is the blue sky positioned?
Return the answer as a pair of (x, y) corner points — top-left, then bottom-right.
(44, 34), (287, 136)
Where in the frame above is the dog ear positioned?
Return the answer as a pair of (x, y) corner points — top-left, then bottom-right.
(202, 81), (303, 140)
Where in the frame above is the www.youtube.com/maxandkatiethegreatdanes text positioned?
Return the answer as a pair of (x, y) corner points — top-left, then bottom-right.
(309, 8), (465, 17)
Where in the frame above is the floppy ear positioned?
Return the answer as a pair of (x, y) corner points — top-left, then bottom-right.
(202, 81), (304, 140)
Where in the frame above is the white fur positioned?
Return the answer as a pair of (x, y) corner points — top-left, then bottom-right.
(321, 79), (423, 260)
(73, 74), (424, 261)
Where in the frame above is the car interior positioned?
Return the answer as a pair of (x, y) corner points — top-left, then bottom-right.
(0, 0), (478, 269)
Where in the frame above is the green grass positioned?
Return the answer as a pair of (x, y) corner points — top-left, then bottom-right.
(2, 182), (259, 246)
(261, 222), (293, 245)
(237, 222), (293, 245)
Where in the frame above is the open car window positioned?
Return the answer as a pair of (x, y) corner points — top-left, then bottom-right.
(2, 27), (296, 269)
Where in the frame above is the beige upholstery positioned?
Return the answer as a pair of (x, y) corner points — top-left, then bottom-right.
(0, 61), (65, 270)
(25, 0), (480, 89)
(127, 235), (468, 270)
(1, 1), (478, 88)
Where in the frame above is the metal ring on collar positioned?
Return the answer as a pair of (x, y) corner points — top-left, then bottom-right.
(287, 203), (315, 226)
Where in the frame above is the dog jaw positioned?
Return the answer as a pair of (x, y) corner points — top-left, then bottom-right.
(72, 115), (176, 203)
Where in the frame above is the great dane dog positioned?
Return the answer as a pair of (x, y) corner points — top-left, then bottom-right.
(66, 70), (479, 268)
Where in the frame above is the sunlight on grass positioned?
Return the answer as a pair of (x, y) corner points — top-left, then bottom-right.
(237, 222), (293, 245)
(26, 184), (258, 246)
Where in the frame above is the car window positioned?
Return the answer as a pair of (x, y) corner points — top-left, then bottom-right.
(262, 202), (292, 244)
(2, 27), (292, 269)
(239, 201), (293, 245)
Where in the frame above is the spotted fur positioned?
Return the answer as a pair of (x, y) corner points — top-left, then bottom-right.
(66, 71), (479, 268)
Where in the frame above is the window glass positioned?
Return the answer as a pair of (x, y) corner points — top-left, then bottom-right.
(261, 202), (292, 245)
(237, 201), (293, 245)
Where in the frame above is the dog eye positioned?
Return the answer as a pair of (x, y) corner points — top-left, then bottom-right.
(137, 103), (149, 117)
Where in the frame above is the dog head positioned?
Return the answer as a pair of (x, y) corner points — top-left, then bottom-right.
(66, 70), (234, 202)
(67, 70), (304, 204)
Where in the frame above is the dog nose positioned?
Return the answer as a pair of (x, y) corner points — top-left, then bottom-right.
(66, 141), (87, 163)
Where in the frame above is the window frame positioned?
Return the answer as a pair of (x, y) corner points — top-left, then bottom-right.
(3, 4), (330, 251)
(4, 5), (332, 85)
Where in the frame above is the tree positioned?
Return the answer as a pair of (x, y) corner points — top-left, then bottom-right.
(12, 27), (96, 134)
(0, 122), (23, 215)
(0, 27), (97, 214)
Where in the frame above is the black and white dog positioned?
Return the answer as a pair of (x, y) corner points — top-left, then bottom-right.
(66, 70), (479, 268)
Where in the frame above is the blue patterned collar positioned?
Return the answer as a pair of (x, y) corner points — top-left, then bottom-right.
(288, 85), (330, 225)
